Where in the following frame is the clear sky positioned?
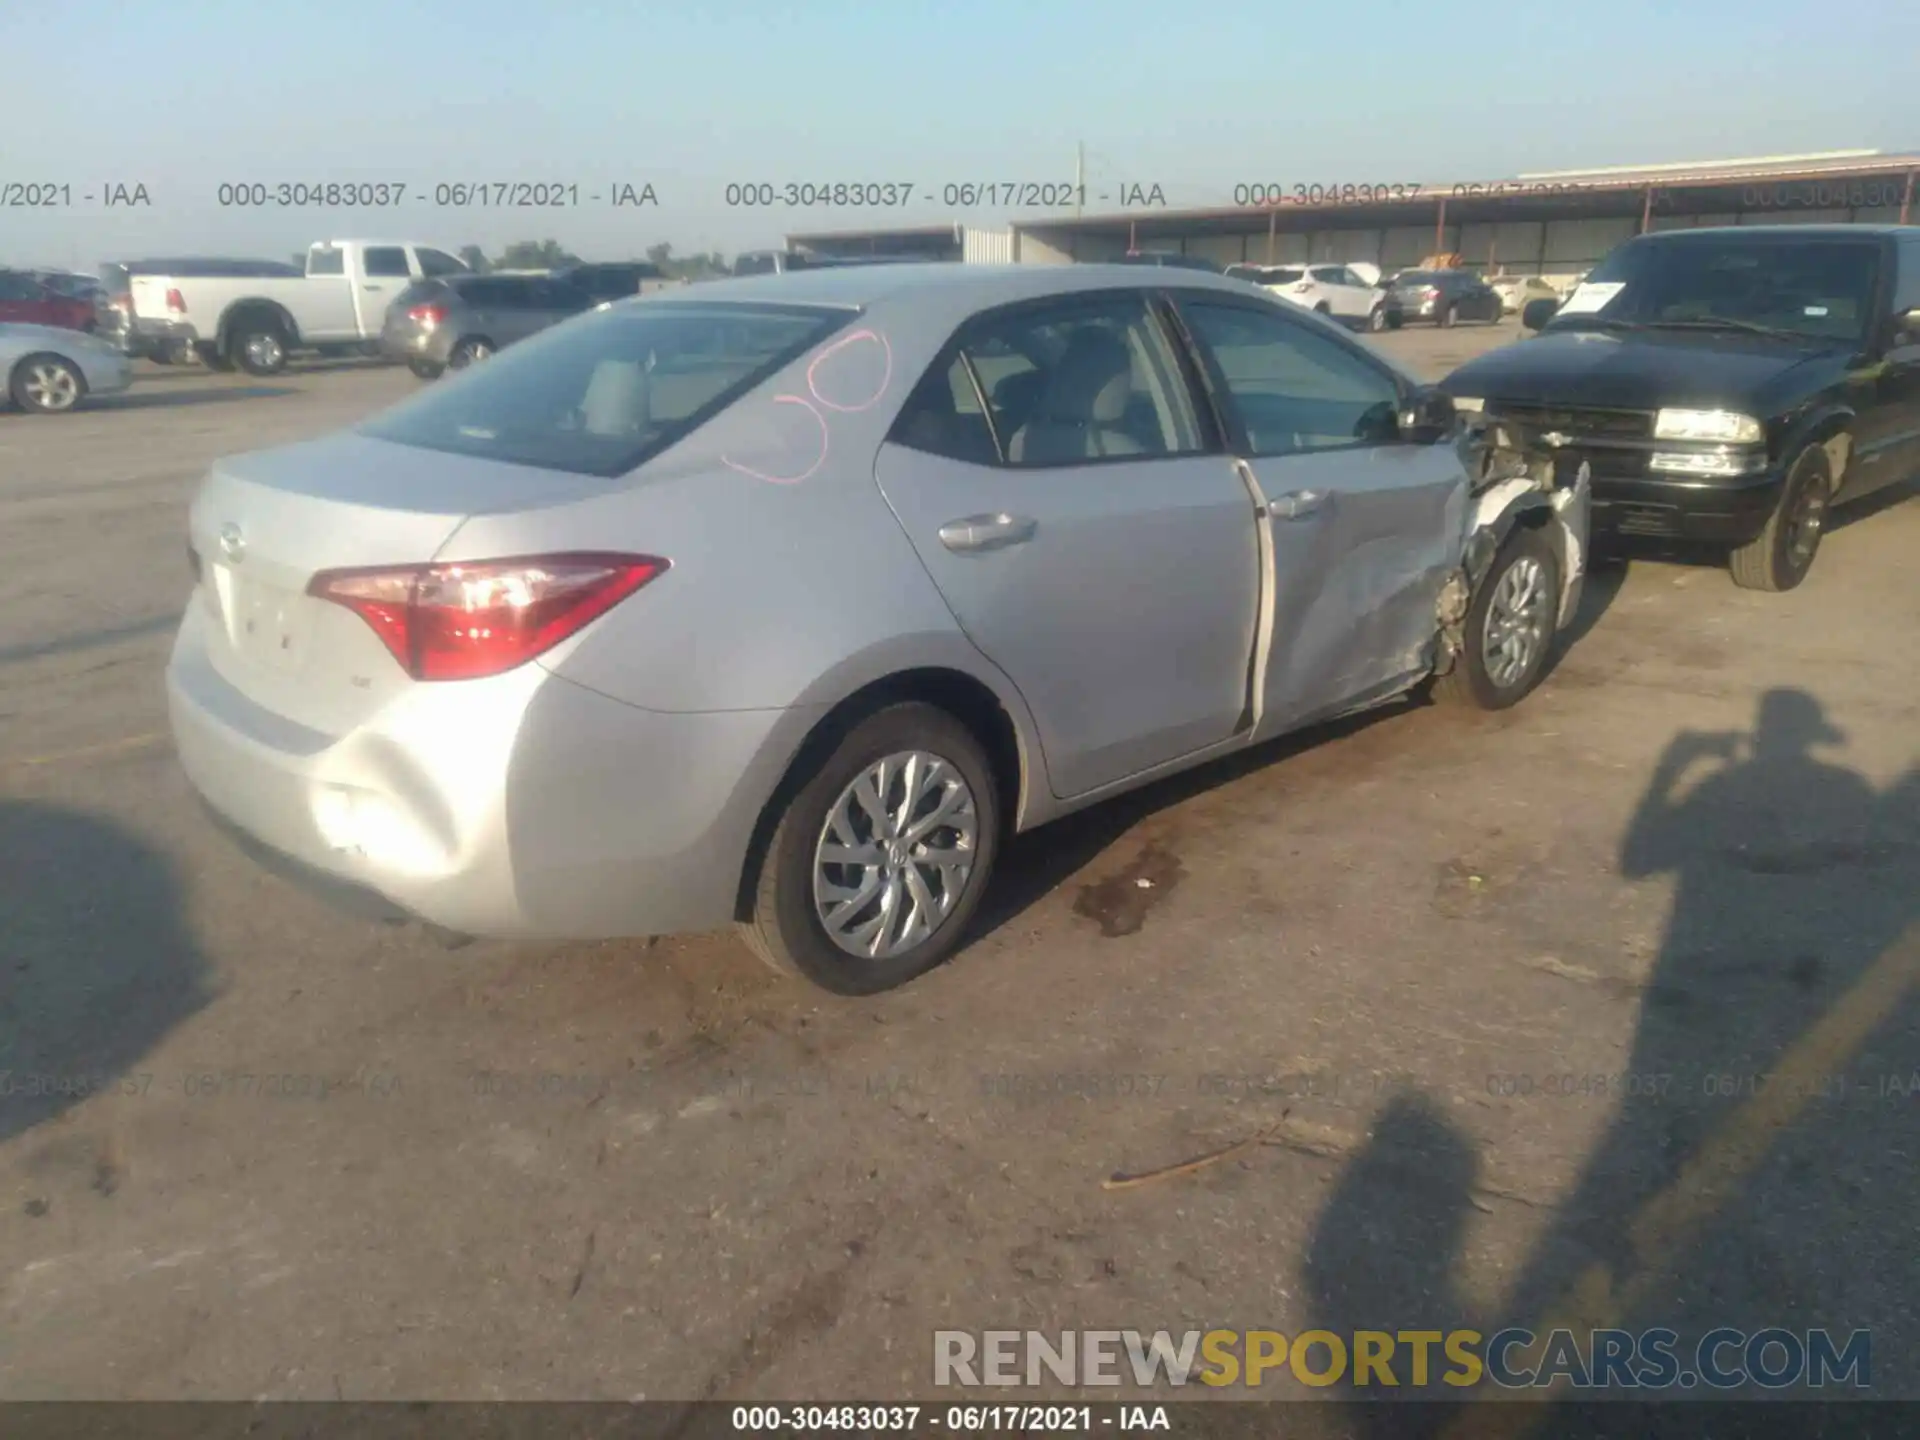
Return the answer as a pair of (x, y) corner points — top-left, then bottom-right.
(2, 0), (1915, 270)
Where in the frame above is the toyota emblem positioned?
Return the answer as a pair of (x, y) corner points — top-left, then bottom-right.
(218, 523), (246, 562)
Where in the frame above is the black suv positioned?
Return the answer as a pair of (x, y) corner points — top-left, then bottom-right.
(551, 261), (666, 303)
(1441, 226), (1920, 590)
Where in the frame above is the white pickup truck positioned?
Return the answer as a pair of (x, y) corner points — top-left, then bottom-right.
(127, 240), (469, 375)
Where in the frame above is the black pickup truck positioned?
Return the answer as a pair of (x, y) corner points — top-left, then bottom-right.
(1438, 225), (1920, 590)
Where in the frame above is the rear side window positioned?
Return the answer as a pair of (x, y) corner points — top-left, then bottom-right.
(891, 293), (1204, 467)
(417, 248), (466, 278)
(358, 302), (853, 477)
(456, 277), (524, 306)
(308, 247), (346, 276)
(732, 253), (780, 276)
(363, 247), (411, 278)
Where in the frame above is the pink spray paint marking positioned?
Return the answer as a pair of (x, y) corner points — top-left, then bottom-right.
(721, 329), (892, 485)
(806, 329), (893, 413)
(719, 393), (828, 486)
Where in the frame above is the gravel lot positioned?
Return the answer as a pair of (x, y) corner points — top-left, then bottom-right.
(2, 316), (1916, 1417)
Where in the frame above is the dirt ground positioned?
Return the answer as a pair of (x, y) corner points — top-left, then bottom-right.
(2, 316), (1916, 1422)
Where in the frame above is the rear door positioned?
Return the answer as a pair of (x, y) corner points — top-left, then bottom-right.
(873, 289), (1262, 799)
(0, 270), (55, 324)
(351, 245), (415, 336)
(1169, 293), (1469, 733)
(1850, 235), (1920, 498)
(1310, 265), (1373, 320)
(302, 245), (361, 338)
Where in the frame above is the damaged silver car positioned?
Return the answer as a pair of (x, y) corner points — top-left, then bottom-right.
(167, 264), (1588, 996)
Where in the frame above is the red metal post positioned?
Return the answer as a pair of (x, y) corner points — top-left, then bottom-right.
(1902, 171), (1915, 224)
(1641, 186), (1654, 233)
(1129, 218), (1137, 251)
(1434, 195), (1447, 252)
(1267, 207), (1277, 263)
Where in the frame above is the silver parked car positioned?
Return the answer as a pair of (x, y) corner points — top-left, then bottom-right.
(2, 322), (135, 413)
(381, 271), (597, 380)
(167, 265), (1589, 993)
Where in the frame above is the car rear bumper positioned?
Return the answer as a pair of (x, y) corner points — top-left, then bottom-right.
(379, 327), (452, 366)
(166, 605), (807, 941)
(1590, 467), (1786, 544)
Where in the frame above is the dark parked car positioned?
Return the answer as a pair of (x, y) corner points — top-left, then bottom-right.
(551, 261), (667, 303)
(1440, 225), (1920, 591)
(1385, 269), (1502, 327)
(380, 271), (596, 379)
(0, 269), (96, 332)
(1116, 251), (1223, 272)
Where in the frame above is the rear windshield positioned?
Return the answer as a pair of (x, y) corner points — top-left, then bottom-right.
(394, 279), (449, 307)
(1267, 268), (1306, 284)
(358, 302), (853, 477)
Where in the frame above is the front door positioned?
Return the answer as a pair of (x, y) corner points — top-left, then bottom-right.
(873, 290), (1262, 799)
(1171, 294), (1472, 734)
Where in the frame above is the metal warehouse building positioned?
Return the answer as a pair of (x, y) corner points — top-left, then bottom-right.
(787, 150), (1918, 290)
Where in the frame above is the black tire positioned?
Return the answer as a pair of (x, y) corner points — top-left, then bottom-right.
(230, 324), (288, 376)
(1385, 310), (1404, 331)
(448, 337), (494, 369)
(195, 342), (237, 373)
(1367, 305), (1388, 333)
(408, 359), (445, 381)
(1314, 301), (1331, 315)
(739, 702), (1001, 995)
(1729, 443), (1833, 592)
(1436, 524), (1561, 710)
(9, 353), (87, 413)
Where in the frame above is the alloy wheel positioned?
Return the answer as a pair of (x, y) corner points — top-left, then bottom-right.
(1482, 554), (1551, 690)
(811, 750), (979, 961)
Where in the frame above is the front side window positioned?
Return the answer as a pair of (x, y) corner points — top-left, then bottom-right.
(1552, 237), (1882, 343)
(1178, 299), (1402, 457)
(363, 247), (412, 278)
(359, 302), (851, 478)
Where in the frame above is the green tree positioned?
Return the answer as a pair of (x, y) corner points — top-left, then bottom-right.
(495, 239), (580, 270)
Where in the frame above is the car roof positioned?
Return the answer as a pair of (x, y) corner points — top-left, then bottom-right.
(1636, 224), (1905, 241)
(682, 262), (1266, 309)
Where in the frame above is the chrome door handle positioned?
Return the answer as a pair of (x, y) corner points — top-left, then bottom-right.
(1271, 489), (1326, 520)
(938, 513), (1038, 553)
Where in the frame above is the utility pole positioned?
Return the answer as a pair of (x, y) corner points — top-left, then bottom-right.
(1075, 141), (1084, 219)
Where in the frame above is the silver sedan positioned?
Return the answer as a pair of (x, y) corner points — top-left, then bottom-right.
(167, 265), (1589, 993)
(2, 322), (134, 413)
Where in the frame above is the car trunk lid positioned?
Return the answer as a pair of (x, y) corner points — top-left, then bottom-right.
(186, 430), (606, 736)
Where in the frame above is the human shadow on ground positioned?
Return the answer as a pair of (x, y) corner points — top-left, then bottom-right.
(1300, 689), (1920, 1436)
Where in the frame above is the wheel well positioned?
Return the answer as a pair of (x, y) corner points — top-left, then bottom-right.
(219, 300), (299, 351)
(1811, 423), (1852, 484)
(732, 668), (1025, 923)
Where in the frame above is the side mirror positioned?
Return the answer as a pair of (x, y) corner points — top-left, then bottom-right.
(1896, 307), (1920, 347)
(1521, 298), (1559, 332)
(1398, 387), (1456, 444)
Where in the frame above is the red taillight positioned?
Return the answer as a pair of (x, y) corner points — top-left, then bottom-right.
(165, 287), (186, 313)
(407, 303), (447, 327)
(307, 553), (668, 681)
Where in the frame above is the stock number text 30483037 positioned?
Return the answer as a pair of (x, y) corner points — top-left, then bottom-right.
(1234, 182), (1424, 206)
